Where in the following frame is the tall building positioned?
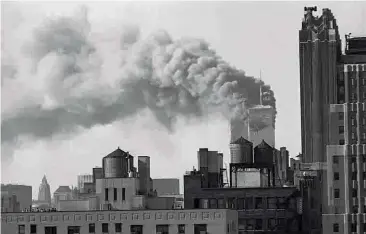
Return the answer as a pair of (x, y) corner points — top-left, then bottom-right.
(37, 175), (51, 205)
(248, 105), (276, 147)
(299, 6), (366, 234)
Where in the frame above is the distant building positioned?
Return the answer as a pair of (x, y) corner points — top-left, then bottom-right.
(53, 186), (72, 208)
(37, 175), (51, 206)
(1, 209), (238, 234)
(152, 178), (180, 196)
(248, 105), (276, 148)
(77, 174), (93, 193)
(1, 184), (32, 212)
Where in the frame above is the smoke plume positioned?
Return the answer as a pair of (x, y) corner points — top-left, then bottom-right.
(1, 6), (276, 159)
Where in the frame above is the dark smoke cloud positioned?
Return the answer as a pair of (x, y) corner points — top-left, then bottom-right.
(1, 6), (276, 159)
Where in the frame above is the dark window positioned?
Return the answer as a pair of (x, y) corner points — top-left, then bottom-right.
(122, 188), (126, 201)
(333, 223), (339, 232)
(334, 172), (340, 180)
(339, 139), (345, 145)
(245, 197), (253, 209)
(45, 227), (57, 234)
(339, 126), (345, 134)
(277, 218), (286, 228)
(255, 219), (263, 230)
(89, 223), (95, 233)
(353, 205), (359, 213)
(193, 198), (200, 208)
(334, 189), (340, 198)
(352, 189), (358, 198)
(352, 172), (357, 180)
(102, 223), (109, 233)
(351, 223), (357, 232)
(178, 224), (185, 234)
(237, 198), (245, 209)
(255, 197), (263, 209)
(339, 112), (344, 120)
(105, 188), (108, 202)
(115, 223), (122, 233)
(218, 198), (226, 208)
(333, 157), (339, 164)
(30, 225), (37, 234)
(18, 225), (25, 234)
(194, 224), (207, 233)
(363, 172), (366, 180)
(352, 157), (357, 163)
(114, 188), (117, 201)
(268, 218), (276, 230)
(131, 225), (143, 234)
(267, 197), (277, 209)
(156, 225), (169, 234)
(310, 197), (315, 209)
(67, 226), (81, 234)
(209, 198), (217, 208)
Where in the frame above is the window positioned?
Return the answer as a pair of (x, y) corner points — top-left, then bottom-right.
(156, 225), (169, 234)
(363, 133), (366, 140)
(102, 223), (109, 233)
(333, 223), (339, 232)
(178, 224), (185, 234)
(352, 132), (356, 139)
(352, 189), (358, 198)
(339, 126), (345, 134)
(209, 198), (217, 208)
(334, 189), (340, 198)
(115, 223), (122, 233)
(353, 205), (359, 213)
(351, 223), (357, 232)
(30, 225), (37, 234)
(339, 112), (344, 120)
(339, 139), (345, 145)
(18, 225), (25, 234)
(352, 172), (357, 180)
(237, 198), (244, 209)
(114, 188), (117, 201)
(194, 224), (207, 233)
(130, 225), (143, 234)
(334, 172), (340, 181)
(363, 117), (366, 125)
(267, 197), (277, 209)
(351, 118), (356, 126)
(89, 223), (95, 233)
(122, 188), (126, 201)
(255, 219), (263, 230)
(105, 188), (108, 202)
(333, 157), (339, 164)
(268, 218), (276, 230)
(45, 227), (57, 234)
(245, 197), (253, 209)
(218, 198), (226, 208)
(363, 171), (366, 180)
(255, 197), (263, 209)
(67, 226), (81, 234)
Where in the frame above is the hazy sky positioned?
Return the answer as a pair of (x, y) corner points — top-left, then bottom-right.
(2, 1), (366, 198)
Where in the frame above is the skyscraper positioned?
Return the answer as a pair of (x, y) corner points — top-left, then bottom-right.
(38, 175), (51, 205)
(299, 6), (366, 234)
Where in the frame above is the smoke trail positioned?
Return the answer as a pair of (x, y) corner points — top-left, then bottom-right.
(1, 6), (276, 159)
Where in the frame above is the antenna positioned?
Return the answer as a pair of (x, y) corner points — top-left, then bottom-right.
(259, 69), (263, 106)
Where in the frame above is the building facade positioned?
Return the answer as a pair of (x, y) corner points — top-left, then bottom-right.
(299, 6), (366, 234)
(1, 209), (238, 234)
(77, 174), (93, 193)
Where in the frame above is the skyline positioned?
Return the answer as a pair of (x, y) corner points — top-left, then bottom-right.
(2, 1), (366, 199)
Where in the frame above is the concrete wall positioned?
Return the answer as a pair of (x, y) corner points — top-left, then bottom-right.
(1, 209), (238, 234)
(57, 200), (90, 211)
(96, 177), (140, 210)
(146, 197), (175, 210)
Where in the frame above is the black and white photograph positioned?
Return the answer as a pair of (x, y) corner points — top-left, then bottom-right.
(1, 1), (366, 234)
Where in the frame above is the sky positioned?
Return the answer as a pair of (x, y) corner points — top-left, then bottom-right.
(1, 1), (366, 199)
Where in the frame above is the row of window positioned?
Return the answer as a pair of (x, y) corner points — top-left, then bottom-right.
(105, 188), (126, 202)
(193, 196), (295, 210)
(18, 223), (196, 234)
(333, 188), (358, 198)
(333, 156), (366, 164)
(239, 218), (288, 231)
(333, 222), (366, 232)
(333, 171), (366, 180)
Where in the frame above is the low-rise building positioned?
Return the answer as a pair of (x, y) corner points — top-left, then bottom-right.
(1, 184), (32, 212)
(1, 209), (238, 234)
